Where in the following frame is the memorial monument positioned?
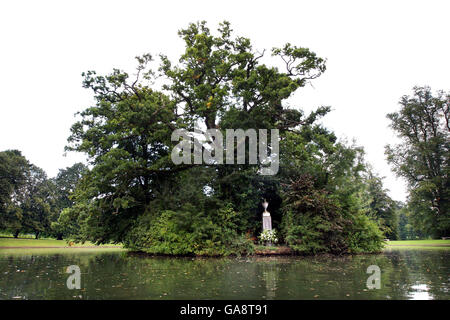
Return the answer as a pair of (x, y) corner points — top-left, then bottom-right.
(262, 199), (273, 246)
(262, 199), (272, 232)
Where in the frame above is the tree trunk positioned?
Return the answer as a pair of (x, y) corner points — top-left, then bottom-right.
(35, 232), (40, 239)
(13, 230), (19, 238)
(205, 112), (216, 129)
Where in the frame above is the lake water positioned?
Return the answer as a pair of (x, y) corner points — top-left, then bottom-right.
(0, 247), (449, 300)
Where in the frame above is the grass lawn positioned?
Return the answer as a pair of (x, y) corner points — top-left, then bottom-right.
(0, 237), (122, 248)
(385, 239), (450, 247)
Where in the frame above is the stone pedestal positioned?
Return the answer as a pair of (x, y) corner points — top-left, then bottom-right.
(262, 199), (272, 246)
(262, 214), (272, 231)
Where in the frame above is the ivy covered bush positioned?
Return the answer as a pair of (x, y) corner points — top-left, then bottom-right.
(124, 204), (254, 256)
(281, 174), (384, 255)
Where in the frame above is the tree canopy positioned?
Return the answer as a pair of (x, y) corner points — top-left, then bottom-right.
(60, 21), (386, 255)
(0, 150), (29, 233)
(0, 154), (86, 239)
(1, 23), (446, 253)
(386, 86), (449, 237)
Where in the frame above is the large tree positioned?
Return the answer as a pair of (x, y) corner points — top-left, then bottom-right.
(0, 150), (29, 235)
(66, 21), (326, 243)
(16, 165), (54, 239)
(66, 54), (181, 243)
(385, 86), (449, 237)
(66, 21), (384, 254)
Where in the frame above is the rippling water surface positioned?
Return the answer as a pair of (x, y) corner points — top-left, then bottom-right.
(0, 247), (449, 300)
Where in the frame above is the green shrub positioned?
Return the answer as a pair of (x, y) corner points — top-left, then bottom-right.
(281, 174), (384, 254)
(346, 214), (384, 253)
(123, 205), (254, 256)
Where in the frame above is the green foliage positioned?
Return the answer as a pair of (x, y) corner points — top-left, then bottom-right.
(16, 165), (54, 239)
(64, 58), (182, 243)
(0, 150), (29, 233)
(281, 165), (384, 254)
(51, 207), (80, 241)
(63, 20), (386, 256)
(0, 154), (56, 239)
(53, 163), (87, 209)
(0, 153), (88, 240)
(397, 206), (423, 240)
(48, 163), (88, 239)
(281, 174), (350, 254)
(385, 86), (449, 238)
(361, 169), (399, 239)
(123, 204), (254, 256)
(346, 214), (384, 253)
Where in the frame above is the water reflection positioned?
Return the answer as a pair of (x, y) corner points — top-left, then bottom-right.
(260, 263), (278, 299)
(0, 248), (448, 300)
(410, 284), (431, 300)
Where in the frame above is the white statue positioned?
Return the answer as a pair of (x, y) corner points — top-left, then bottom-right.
(262, 199), (270, 217)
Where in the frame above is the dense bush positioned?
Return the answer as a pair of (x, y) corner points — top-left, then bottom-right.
(123, 204), (254, 256)
(281, 174), (348, 254)
(281, 174), (384, 254)
(346, 214), (384, 253)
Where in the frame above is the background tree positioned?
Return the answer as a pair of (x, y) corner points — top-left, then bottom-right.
(50, 163), (88, 239)
(1, 151), (90, 240)
(396, 204), (423, 240)
(385, 86), (449, 238)
(0, 150), (29, 236)
(362, 170), (398, 239)
(16, 165), (53, 239)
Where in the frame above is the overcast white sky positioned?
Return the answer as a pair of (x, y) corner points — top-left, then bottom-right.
(1, 0), (449, 202)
